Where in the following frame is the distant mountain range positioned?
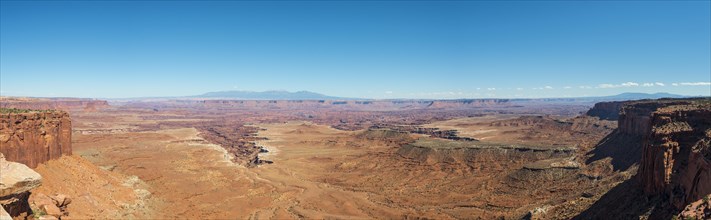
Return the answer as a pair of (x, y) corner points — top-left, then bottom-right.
(193, 91), (689, 102)
(195, 90), (348, 100)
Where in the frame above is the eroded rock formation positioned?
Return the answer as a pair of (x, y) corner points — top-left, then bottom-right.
(0, 111), (72, 168)
(197, 123), (267, 167)
(635, 100), (711, 210)
(586, 101), (625, 120)
(369, 124), (477, 141)
(397, 138), (575, 171)
(0, 153), (42, 218)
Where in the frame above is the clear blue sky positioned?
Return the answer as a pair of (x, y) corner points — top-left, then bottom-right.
(1, 1), (709, 99)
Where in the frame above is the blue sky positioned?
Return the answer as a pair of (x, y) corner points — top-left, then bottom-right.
(1, 1), (709, 99)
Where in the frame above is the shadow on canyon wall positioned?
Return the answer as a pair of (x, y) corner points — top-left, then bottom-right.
(577, 130), (673, 220)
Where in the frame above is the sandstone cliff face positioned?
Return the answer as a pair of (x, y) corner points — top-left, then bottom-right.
(586, 101), (625, 120)
(635, 101), (711, 210)
(0, 111), (72, 168)
(617, 101), (696, 136)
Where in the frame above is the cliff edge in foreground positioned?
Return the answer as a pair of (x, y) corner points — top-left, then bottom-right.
(635, 99), (711, 210)
(0, 109), (72, 168)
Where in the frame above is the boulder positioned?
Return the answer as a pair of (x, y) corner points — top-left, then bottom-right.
(37, 215), (58, 220)
(50, 194), (71, 207)
(39, 203), (62, 218)
(0, 153), (43, 218)
(0, 153), (43, 197)
(30, 193), (65, 218)
(0, 206), (11, 220)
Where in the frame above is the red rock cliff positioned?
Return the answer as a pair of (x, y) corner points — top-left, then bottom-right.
(630, 99), (711, 210)
(586, 101), (625, 120)
(0, 111), (72, 168)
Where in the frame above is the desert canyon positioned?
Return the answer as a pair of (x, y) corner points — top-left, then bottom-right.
(0, 96), (709, 219)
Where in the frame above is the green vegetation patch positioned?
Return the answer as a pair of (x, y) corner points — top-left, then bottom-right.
(0, 108), (55, 114)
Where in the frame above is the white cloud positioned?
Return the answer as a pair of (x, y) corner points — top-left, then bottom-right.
(563, 86), (572, 89)
(385, 91), (393, 94)
(678, 82), (711, 86)
(579, 86), (592, 89)
(544, 86), (553, 89)
(621, 82), (639, 87)
(487, 88), (496, 91)
(597, 82), (640, 88)
(672, 83), (679, 86)
(655, 82), (665, 86)
(642, 83), (654, 87)
(516, 88), (524, 91)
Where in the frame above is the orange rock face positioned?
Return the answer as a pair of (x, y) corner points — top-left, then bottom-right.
(0, 111), (72, 168)
(633, 100), (711, 210)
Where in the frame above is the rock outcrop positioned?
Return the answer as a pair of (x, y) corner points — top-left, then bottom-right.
(0, 110), (72, 168)
(575, 98), (710, 219)
(29, 193), (71, 219)
(676, 195), (710, 219)
(397, 138), (575, 171)
(586, 101), (625, 120)
(0, 153), (42, 218)
(635, 100), (711, 210)
(197, 123), (266, 167)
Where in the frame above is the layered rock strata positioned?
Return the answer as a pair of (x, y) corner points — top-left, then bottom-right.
(586, 101), (625, 120)
(0, 111), (72, 168)
(634, 100), (711, 209)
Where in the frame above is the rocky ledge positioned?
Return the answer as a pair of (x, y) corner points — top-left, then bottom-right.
(1, 153), (42, 218)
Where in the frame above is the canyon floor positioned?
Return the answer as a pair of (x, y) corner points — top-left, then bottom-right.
(67, 121), (463, 219)
(34, 107), (604, 219)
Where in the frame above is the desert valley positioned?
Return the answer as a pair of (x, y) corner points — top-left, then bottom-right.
(1, 94), (709, 219)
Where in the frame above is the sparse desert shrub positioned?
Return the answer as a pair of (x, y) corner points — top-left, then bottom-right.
(0, 108), (53, 114)
(32, 207), (46, 218)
